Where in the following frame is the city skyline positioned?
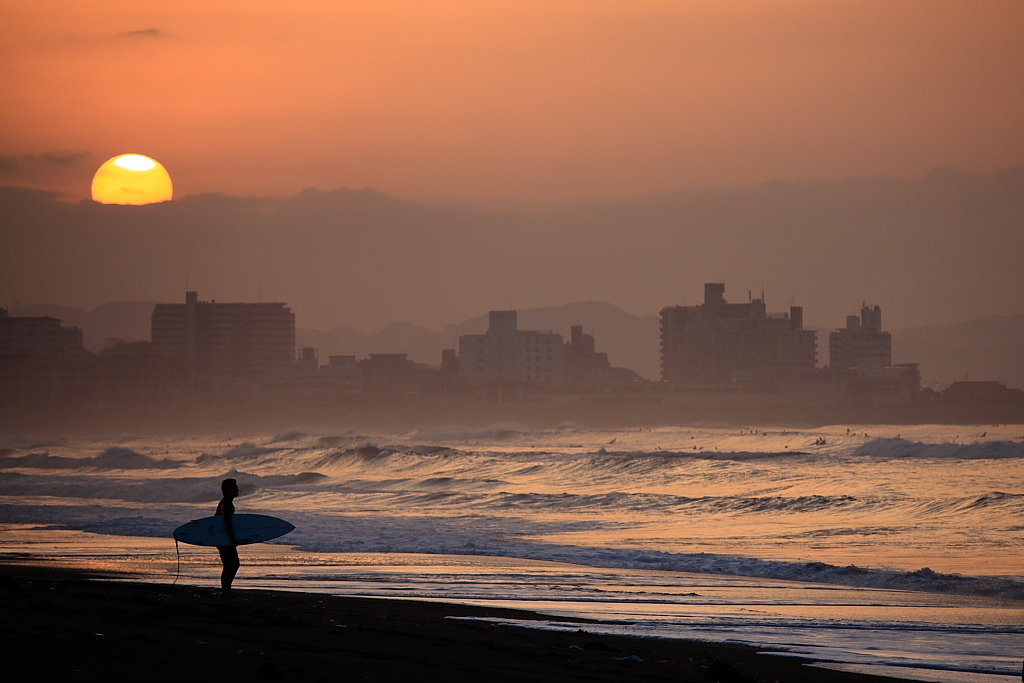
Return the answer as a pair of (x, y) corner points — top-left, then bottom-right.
(6, 287), (1022, 429)
(6, 286), (1024, 392)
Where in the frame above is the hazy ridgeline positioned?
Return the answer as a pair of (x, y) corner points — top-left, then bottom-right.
(3, 167), (1022, 389)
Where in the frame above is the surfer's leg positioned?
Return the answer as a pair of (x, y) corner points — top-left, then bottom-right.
(218, 546), (240, 593)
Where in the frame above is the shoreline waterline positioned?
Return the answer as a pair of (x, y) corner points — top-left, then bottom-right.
(5, 560), (928, 683)
(3, 528), (1021, 683)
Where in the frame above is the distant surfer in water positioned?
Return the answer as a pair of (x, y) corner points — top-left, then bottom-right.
(215, 478), (240, 595)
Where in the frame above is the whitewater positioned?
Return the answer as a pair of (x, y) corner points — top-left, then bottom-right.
(2, 423), (1021, 681)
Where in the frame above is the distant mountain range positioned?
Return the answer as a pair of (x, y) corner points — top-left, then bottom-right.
(8, 301), (1022, 388)
(4, 168), (1023, 340)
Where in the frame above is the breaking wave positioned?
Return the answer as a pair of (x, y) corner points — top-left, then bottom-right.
(2, 423), (1021, 603)
(0, 447), (181, 470)
(852, 437), (1024, 460)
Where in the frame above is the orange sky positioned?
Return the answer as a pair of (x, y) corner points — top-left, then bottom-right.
(2, 1), (1023, 204)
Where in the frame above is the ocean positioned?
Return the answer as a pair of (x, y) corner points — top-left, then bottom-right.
(1, 422), (1021, 681)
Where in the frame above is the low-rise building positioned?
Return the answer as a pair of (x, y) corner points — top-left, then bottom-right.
(359, 353), (421, 395)
(0, 308), (84, 356)
(943, 381), (1024, 405)
(324, 355), (363, 393)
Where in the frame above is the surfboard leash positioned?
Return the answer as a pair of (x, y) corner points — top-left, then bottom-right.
(172, 538), (181, 585)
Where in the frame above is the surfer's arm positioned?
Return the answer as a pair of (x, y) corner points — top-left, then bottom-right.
(223, 502), (238, 545)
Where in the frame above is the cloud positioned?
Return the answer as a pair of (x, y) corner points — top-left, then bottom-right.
(0, 152), (93, 198)
(0, 152), (92, 182)
(42, 151), (90, 166)
(112, 28), (167, 41)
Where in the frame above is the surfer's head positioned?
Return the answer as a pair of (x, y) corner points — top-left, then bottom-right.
(221, 478), (239, 497)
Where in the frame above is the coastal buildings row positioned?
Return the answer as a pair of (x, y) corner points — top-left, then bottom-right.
(2, 287), (1020, 417)
(0, 292), (298, 410)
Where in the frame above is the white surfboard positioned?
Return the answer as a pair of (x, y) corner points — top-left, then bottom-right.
(173, 513), (295, 547)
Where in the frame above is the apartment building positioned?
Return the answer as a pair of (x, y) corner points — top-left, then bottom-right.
(151, 291), (295, 379)
(459, 310), (564, 384)
(660, 283), (817, 383)
(829, 304), (892, 370)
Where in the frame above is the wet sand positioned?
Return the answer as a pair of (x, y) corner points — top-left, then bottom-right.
(0, 562), (908, 682)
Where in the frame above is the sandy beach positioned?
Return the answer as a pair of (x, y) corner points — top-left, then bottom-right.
(0, 561), (910, 682)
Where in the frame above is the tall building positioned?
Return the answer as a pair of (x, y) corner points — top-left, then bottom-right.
(829, 304), (891, 370)
(151, 291), (295, 379)
(459, 310), (564, 384)
(660, 283), (817, 383)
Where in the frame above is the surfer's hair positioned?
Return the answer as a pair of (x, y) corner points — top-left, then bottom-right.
(221, 478), (238, 495)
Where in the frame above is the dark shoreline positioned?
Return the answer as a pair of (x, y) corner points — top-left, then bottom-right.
(1, 562), (904, 682)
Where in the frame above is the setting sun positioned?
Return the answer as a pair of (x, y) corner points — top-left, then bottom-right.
(91, 154), (173, 205)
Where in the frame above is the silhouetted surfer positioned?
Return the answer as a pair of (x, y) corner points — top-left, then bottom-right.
(215, 478), (240, 595)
